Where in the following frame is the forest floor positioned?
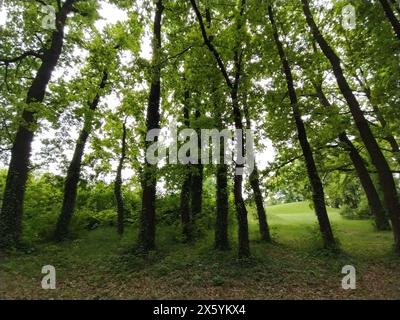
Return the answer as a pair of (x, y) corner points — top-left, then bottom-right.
(1, 202), (399, 299)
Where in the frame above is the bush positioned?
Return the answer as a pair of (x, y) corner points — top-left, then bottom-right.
(339, 198), (372, 220)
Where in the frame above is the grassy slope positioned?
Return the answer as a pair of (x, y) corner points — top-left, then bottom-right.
(1, 201), (399, 299)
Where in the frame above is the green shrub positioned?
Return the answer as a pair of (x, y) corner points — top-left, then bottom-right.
(339, 198), (372, 220)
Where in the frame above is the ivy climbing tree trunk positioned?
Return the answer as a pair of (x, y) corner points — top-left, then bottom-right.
(268, 5), (336, 249)
(138, 0), (164, 252)
(302, 0), (400, 252)
(313, 83), (390, 231)
(115, 119), (127, 236)
(54, 71), (108, 241)
(0, 0), (76, 248)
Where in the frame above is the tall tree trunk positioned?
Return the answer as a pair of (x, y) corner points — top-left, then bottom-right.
(302, 0), (400, 252)
(313, 83), (390, 231)
(54, 71), (108, 241)
(268, 5), (336, 248)
(379, 0), (400, 40)
(180, 87), (193, 243)
(190, 109), (203, 219)
(205, 4), (230, 251)
(249, 167), (271, 241)
(215, 161), (230, 250)
(243, 96), (271, 242)
(138, 0), (164, 252)
(115, 119), (127, 235)
(0, 0), (76, 248)
(189, 0), (250, 257)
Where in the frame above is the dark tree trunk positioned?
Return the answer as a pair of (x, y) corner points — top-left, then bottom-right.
(215, 162), (230, 250)
(54, 71), (108, 241)
(138, 0), (164, 252)
(313, 84), (390, 231)
(115, 120), (127, 235)
(249, 167), (271, 241)
(379, 0), (400, 40)
(180, 171), (192, 243)
(205, 4), (230, 251)
(190, 109), (203, 219)
(189, 0), (250, 257)
(180, 88), (193, 243)
(268, 5), (336, 249)
(232, 92), (250, 258)
(243, 96), (271, 242)
(302, 0), (400, 253)
(0, 0), (76, 248)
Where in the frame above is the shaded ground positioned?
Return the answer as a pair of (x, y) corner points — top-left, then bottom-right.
(1, 202), (399, 299)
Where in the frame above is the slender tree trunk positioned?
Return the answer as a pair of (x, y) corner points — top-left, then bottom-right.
(249, 167), (271, 241)
(268, 5), (336, 248)
(180, 88), (193, 243)
(138, 0), (164, 252)
(54, 71), (108, 241)
(313, 84), (390, 231)
(379, 0), (400, 40)
(0, 0), (76, 248)
(190, 0), (250, 257)
(115, 119), (127, 235)
(243, 96), (271, 242)
(190, 109), (203, 218)
(302, 0), (400, 252)
(205, 4), (230, 251)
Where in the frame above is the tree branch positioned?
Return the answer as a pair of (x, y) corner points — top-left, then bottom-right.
(0, 50), (44, 66)
(189, 0), (233, 89)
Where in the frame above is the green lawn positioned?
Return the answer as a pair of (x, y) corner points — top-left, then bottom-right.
(1, 202), (399, 299)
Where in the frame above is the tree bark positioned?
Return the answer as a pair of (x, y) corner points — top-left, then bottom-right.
(189, 0), (250, 257)
(269, 5), (336, 249)
(302, 0), (400, 252)
(180, 88), (193, 243)
(243, 96), (271, 242)
(115, 119), (127, 235)
(0, 0), (76, 248)
(205, 4), (230, 251)
(138, 0), (164, 252)
(313, 83), (390, 231)
(215, 162), (230, 250)
(54, 71), (108, 241)
(379, 0), (400, 40)
(190, 109), (203, 219)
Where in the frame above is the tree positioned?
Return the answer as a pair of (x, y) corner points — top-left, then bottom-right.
(189, 0), (250, 258)
(114, 118), (127, 235)
(138, 0), (164, 252)
(301, 0), (400, 252)
(268, 4), (336, 248)
(0, 0), (78, 248)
